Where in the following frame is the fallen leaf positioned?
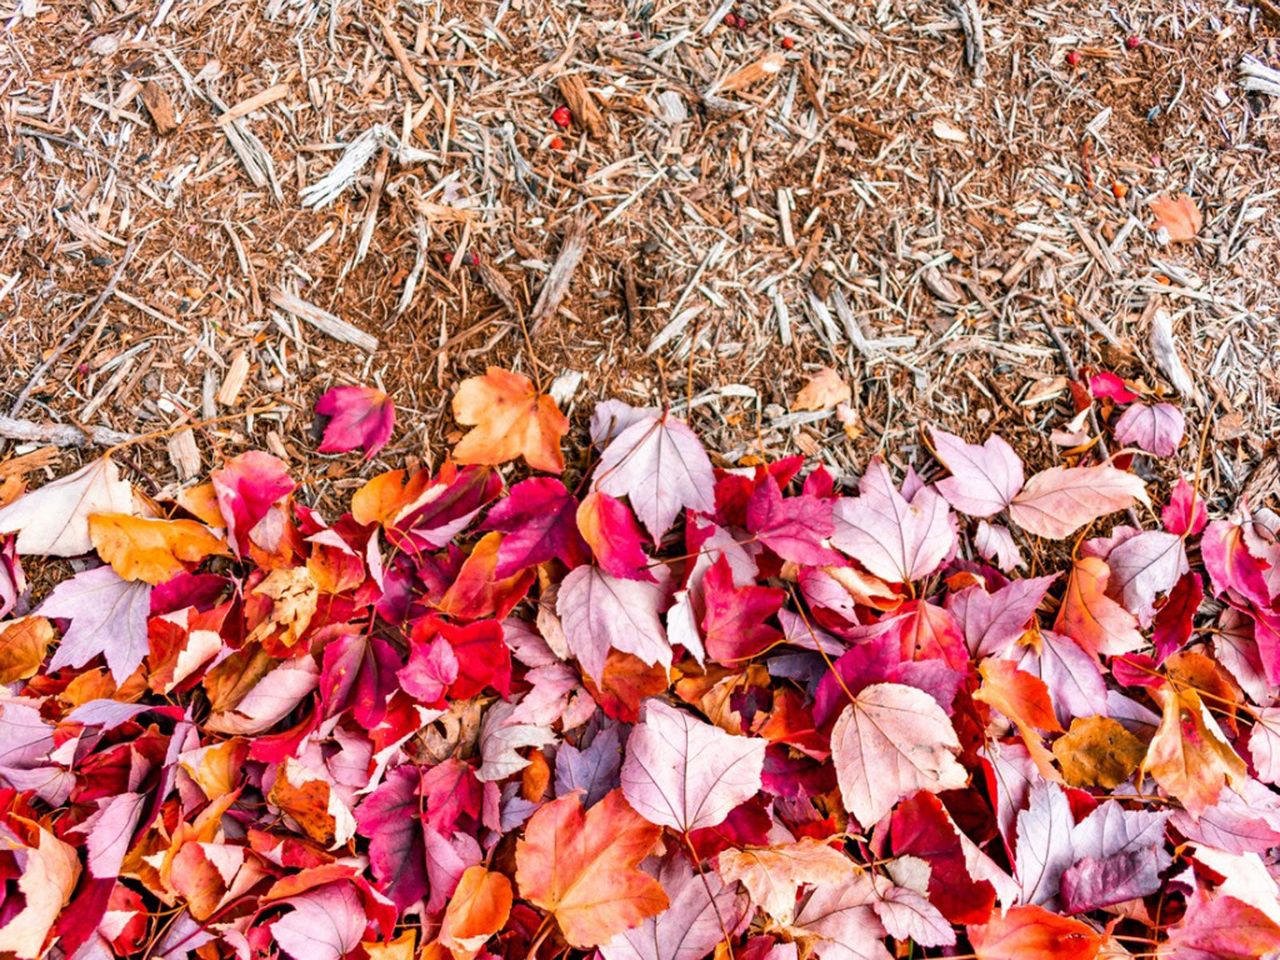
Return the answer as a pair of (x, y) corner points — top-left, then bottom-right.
(557, 564), (669, 684)
(452, 367), (568, 473)
(592, 410), (715, 540)
(1143, 683), (1246, 816)
(966, 905), (1101, 960)
(1008, 465), (1149, 540)
(832, 461), (955, 582)
(1054, 558), (1144, 657)
(830, 682), (967, 829)
(41, 564), (151, 683)
(930, 428), (1025, 518)
(0, 616), (53, 683)
(0, 821), (81, 960)
(315, 385), (396, 458)
(89, 513), (227, 584)
(1150, 192), (1202, 242)
(718, 839), (852, 923)
(0, 457), (133, 556)
(1052, 716), (1146, 789)
(515, 788), (667, 948)
(438, 866), (512, 960)
(792, 368), (852, 411)
(620, 698), (766, 832)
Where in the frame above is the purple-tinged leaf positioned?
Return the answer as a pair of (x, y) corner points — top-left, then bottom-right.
(620, 699), (765, 833)
(482, 478), (590, 578)
(1114, 402), (1185, 457)
(593, 411), (715, 541)
(42, 565), (151, 684)
(831, 461), (955, 583)
(555, 724), (623, 808)
(947, 575), (1056, 659)
(745, 474), (840, 565)
(930, 428), (1024, 518)
(556, 564), (669, 684)
(1106, 530), (1189, 625)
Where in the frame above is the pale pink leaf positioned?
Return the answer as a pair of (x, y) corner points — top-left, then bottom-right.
(830, 683), (967, 830)
(477, 698), (556, 782)
(1008, 465), (1149, 540)
(0, 457), (132, 557)
(831, 461), (955, 582)
(593, 412), (715, 540)
(1113, 402), (1185, 457)
(1014, 781), (1075, 907)
(1250, 709), (1280, 786)
(870, 878), (955, 947)
(601, 855), (747, 960)
(620, 699), (765, 832)
(974, 521), (1024, 571)
(270, 883), (365, 960)
(1106, 530), (1189, 625)
(930, 428), (1024, 517)
(947, 575), (1056, 659)
(556, 565), (669, 684)
(791, 872), (892, 960)
(41, 565), (151, 683)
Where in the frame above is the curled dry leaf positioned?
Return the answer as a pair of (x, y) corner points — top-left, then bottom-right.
(792, 367), (852, 412)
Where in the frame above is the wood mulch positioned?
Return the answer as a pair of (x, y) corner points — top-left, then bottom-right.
(1, 0), (1278, 516)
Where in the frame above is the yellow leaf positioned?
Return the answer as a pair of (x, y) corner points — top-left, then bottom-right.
(0, 616), (53, 683)
(89, 513), (228, 584)
(1052, 716), (1146, 789)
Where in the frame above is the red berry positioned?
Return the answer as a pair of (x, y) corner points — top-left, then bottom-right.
(722, 12), (737, 27)
(551, 106), (572, 129)
(443, 252), (454, 265)
(631, 31), (642, 39)
(469, 252), (480, 266)
(1125, 35), (1141, 49)
(781, 36), (795, 50)
(737, 16), (750, 29)
(1066, 50), (1081, 66)
(549, 135), (565, 150)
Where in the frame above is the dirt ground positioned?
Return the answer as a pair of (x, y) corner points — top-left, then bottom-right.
(1, 0), (1279, 515)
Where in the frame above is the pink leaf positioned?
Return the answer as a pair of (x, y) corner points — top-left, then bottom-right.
(41, 565), (151, 683)
(315, 385), (396, 458)
(556, 565), (669, 684)
(830, 682), (966, 830)
(593, 411), (715, 540)
(482, 477), (590, 577)
(974, 521), (1024, 571)
(211, 451), (295, 556)
(1202, 520), (1272, 608)
(745, 474), (840, 565)
(1089, 371), (1137, 403)
(578, 491), (654, 581)
(791, 872), (892, 960)
(1008, 465), (1149, 540)
(946, 575), (1056, 660)
(600, 854), (747, 960)
(1162, 478), (1208, 536)
(1105, 530), (1189, 625)
(271, 883), (366, 960)
(832, 461), (955, 582)
(1113, 402), (1185, 457)
(930, 428), (1025, 517)
(620, 699), (765, 832)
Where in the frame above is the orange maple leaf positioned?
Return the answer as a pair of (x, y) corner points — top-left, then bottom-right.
(967, 904), (1101, 960)
(1150, 192), (1202, 242)
(451, 368), (568, 473)
(438, 866), (513, 960)
(88, 513), (229, 585)
(514, 788), (667, 948)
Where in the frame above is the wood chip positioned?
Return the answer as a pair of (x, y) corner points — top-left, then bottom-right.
(140, 81), (178, 135)
(530, 217), (591, 337)
(269, 288), (379, 353)
(218, 349), (251, 406)
(556, 75), (606, 139)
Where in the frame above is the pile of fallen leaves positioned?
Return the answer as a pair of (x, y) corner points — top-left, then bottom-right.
(0, 366), (1277, 960)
